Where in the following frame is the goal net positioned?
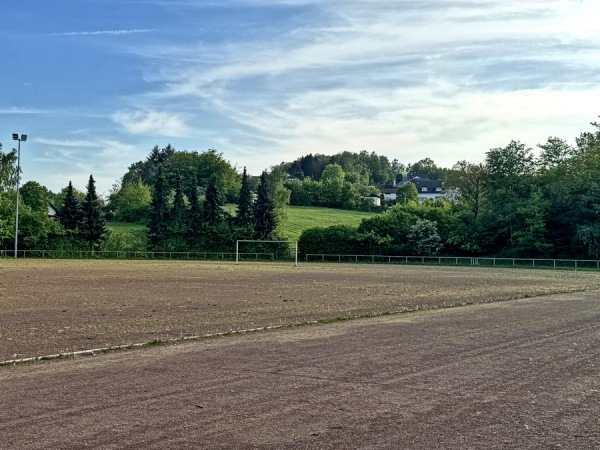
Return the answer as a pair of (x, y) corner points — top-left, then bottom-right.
(236, 240), (298, 266)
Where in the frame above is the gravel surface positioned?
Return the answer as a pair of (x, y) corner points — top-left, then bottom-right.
(1, 291), (599, 449)
(1, 259), (599, 360)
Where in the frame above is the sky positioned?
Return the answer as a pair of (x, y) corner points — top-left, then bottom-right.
(1, 0), (600, 196)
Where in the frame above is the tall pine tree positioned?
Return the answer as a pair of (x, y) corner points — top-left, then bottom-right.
(203, 175), (223, 226)
(253, 171), (277, 240)
(236, 166), (253, 227)
(58, 181), (82, 232)
(148, 165), (169, 249)
(80, 175), (107, 249)
(168, 175), (188, 250)
(186, 183), (203, 248)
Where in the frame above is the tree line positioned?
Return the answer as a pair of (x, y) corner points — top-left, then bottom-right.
(0, 118), (599, 259)
(0, 142), (282, 254)
(299, 121), (600, 259)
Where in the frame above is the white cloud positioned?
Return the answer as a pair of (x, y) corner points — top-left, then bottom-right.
(49, 29), (153, 37)
(111, 110), (188, 136)
(0, 107), (47, 115)
(46, 0), (600, 180)
(30, 138), (144, 194)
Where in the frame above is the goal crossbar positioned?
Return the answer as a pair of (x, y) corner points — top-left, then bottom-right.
(236, 240), (298, 266)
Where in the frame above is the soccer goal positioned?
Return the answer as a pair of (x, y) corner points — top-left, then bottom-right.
(236, 240), (298, 266)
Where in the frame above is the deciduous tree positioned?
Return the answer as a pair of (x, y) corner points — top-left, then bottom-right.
(408, 219), (443, 256)
(446, 161), (487, 218)
(396, 182), (418, 205)
(0, 145), (18, 192)
(110, 180), (151, 222)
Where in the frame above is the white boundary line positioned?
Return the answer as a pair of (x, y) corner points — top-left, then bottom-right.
(0, 290), (566, 367)
(0, 323), (316, 367)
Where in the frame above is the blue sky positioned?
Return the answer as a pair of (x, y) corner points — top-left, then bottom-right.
(2, 0), (599, 195)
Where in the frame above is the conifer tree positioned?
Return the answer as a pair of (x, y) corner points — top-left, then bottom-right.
(168, 175), (188, 250)
(253, 171), (277, 240)
(186, 183), (203, 248)
(80, 175), (107, 249)
(58, 181), (82, 232)
(236, 166), (253, 227)
(148, 165), (169, 249)
(203, 175), (222, 226)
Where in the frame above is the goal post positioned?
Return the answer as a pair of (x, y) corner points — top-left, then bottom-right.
(236, 240), (298, 266)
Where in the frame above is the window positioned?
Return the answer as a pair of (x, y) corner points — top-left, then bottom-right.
(421, 187), (428, 192)
(435, 186), (442, 192)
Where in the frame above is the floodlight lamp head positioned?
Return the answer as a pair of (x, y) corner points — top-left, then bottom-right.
(21, 135), (27, 141)
(12, 133), (18, 140)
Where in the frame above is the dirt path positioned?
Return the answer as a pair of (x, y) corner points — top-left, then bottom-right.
(1, 259), (599, 360)
(1, 291), (599, 449)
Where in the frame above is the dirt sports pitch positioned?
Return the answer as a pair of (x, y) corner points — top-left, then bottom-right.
(1, 259), (599, 448)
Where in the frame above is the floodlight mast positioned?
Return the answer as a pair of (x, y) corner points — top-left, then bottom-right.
(12, 133), (27, 258)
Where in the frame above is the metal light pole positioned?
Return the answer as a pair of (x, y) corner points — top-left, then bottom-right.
(12, 133), (27, 258)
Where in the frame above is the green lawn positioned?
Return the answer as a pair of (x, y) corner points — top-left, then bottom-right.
(280, 206), (376, 241)
(107, 206), (376, 242)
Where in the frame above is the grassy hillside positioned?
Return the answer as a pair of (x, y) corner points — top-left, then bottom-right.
(280, 206), (375, 241)
(107, 206), (376, 243)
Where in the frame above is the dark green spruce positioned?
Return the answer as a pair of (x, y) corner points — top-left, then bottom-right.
(236, 166), (253, 227)
(148, 165), (169, 250)
(80, 175), (107, 249)
(253, 171), (277, 240)
(58, 180), (82, 232)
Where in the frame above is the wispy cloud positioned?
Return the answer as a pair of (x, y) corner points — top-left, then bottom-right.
(111, 110), (188, 136)
(49, 29), (153, 37)
(35, 138), (102, 148)
(34, 138), (144, 194)
(124, 0), (600, 172)
(13, 0), (600, 191)
(0, 107), (47, 115)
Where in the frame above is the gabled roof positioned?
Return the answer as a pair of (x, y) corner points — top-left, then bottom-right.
(397, 177), (444, 191)
(48, 202), (59, 215)
(412, 178), (443, 191)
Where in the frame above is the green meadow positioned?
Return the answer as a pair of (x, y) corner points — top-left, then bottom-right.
(107, 206), (376, 242)
(279, 206), (375, 241)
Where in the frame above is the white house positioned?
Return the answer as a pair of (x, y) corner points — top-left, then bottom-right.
(389, 177), (446, 203)
(364, 194), (381, 206)
(410, 177), (445, 203)
(381, 187), (397, 201)
(47, 203), (58, 220)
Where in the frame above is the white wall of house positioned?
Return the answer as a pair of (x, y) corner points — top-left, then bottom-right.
(365, 196), (381, 206)
(417, 193), (446, 203)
